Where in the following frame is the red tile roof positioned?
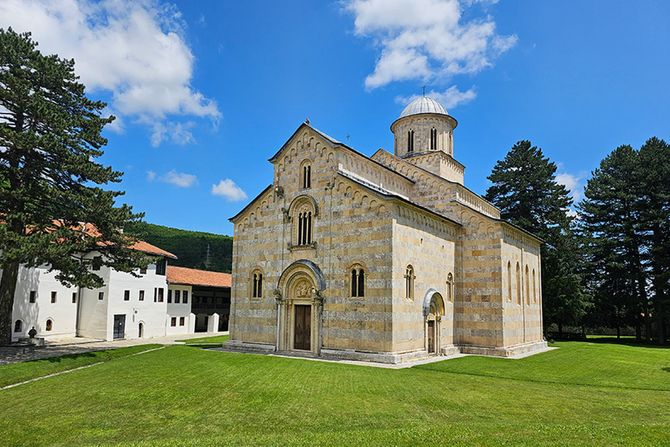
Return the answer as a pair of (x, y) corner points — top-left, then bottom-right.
(130, 240), (177, 259)
(8, 220), (178, 259)
(167, 266), (232, 288)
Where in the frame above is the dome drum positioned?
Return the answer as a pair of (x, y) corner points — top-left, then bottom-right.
(391, 96), (457, 158)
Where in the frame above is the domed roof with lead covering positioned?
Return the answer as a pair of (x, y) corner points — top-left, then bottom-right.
(399, 96), (448, 118)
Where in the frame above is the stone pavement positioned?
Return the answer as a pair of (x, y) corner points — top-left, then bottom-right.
(0, 331), (227, 365)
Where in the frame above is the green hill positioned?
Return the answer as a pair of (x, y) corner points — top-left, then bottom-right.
(126, 222), (233, 273)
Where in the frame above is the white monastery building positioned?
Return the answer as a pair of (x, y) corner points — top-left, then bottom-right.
(6, 237), (231, 342)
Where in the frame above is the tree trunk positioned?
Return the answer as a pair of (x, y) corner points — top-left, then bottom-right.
(616, 325), (621, 339)
(657, 298), (667, 345)
(635, 321), (641, 341)
(558, 322), (563, 338)
(0, 262), (20, 345)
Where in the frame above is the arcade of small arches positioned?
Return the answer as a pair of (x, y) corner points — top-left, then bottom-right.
(506, 260), (539, 305)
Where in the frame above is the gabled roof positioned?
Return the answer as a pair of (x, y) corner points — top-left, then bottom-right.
(78, 223), (177, 259)
(130, 240), (177, 259)
(337, 170), (461, 228)
(229, 184), (273, 223)
(167, 266), (231, 288)
(369, 150), (544, 244)
(268, 122), (415, 183)
(4, 220), (178, 259)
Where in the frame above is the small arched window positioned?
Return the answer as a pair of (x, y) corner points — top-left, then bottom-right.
(407, 129), (415, 153)
(14, 320), (22, 333)
(507, 261), (512, 302)
(532, 269), (537, 303)
(430, 128), (437, 150)
(251, 271), (263, 299)
(302, 163), (311, 189)
(46, 319), (53, 331)
(405, 265), (415, 300)
(351, 266), (365, 297)
(446, 272), (453, 302)
(516, 262), (521, 305)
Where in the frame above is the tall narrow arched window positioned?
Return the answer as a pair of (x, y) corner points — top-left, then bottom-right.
(251, 271), (263, 299)
(14, 320), (22, 333)
(507, 261), (512, 302)
(350, 266), (365, 297)
(516, 262), (521, 305)
(292, 198), (316, 247)
(407, 129), (415, 153)
(446, 272), (453, 302)
(46, 319), (53, 331)
(297, 211), (313, 245)
(405, 265), (415, 300)
(430, 128), (437, 150)
(532, 268), (537, 303)
(302, 163), (311, 189)
(525, 265), (530, 305)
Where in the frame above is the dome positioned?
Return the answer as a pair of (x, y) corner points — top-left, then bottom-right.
(399, 96), (448, 118)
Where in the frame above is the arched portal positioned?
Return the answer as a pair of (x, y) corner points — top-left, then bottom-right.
(423, 289), (446, 354)
(138, 322), (144, 338)
(276, 260), (326, 354)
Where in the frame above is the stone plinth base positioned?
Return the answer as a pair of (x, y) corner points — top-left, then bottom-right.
(223, 340), (275, 354)
(221, 339), (550, 364)
(320, 348), (432, 364)
(459, 340), (548, 358)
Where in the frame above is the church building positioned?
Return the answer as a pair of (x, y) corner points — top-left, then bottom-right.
(227, 97), (546, 363)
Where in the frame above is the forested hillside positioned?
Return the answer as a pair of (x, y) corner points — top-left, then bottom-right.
(126, 222), (233, 273)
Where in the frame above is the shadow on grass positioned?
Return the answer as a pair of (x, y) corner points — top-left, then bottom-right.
(182, 343), (224, 349)
(662, 367), (670, 373)
(44, 352), (98, 363)
(585, 336), (670, 349)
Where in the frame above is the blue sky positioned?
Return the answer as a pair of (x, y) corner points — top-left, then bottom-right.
(2, 0), (669, 234)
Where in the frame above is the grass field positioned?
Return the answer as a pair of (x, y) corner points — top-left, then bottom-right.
(0, 344), (161, 388)
(175, 334), (230, 345)
(0, 340), (668, 446)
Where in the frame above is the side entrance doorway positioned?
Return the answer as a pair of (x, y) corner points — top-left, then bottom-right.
(427, 320), (436, 353)
(113, 314), (126, 339)
(293, 305), (311, 351)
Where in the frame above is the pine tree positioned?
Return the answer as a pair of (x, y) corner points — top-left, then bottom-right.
(577, 146), (649, 339)
(638, 137), (670, 344)
(485, 140), (588, 336)
(0, 29), (147, 344)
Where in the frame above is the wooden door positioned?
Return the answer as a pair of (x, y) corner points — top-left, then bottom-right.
(113, 314), (126, 339)
(427, 320), (435, 353)
(294, 305), (311, 351)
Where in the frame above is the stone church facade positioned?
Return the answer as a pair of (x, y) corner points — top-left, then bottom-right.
(227, 97), (546, 363)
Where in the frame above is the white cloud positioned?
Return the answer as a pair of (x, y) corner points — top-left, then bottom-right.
(150, 121), (196, 147)
(211, 179), (248, 202)
(0, 0), (220, 145)
(397, 85), (476, 110)
(160, 170), (197, 188)
(147, 169), (196, 187)
(345, 0), (517, 90)
(556, 172), (584, 202)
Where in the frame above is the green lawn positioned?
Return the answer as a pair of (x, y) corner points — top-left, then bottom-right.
(0, 344), (161, 388)
(1, 340), (668, 446)
(175, 334), (230, 345)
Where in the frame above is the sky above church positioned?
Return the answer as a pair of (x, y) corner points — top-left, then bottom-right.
(1, 0), (668, 234)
